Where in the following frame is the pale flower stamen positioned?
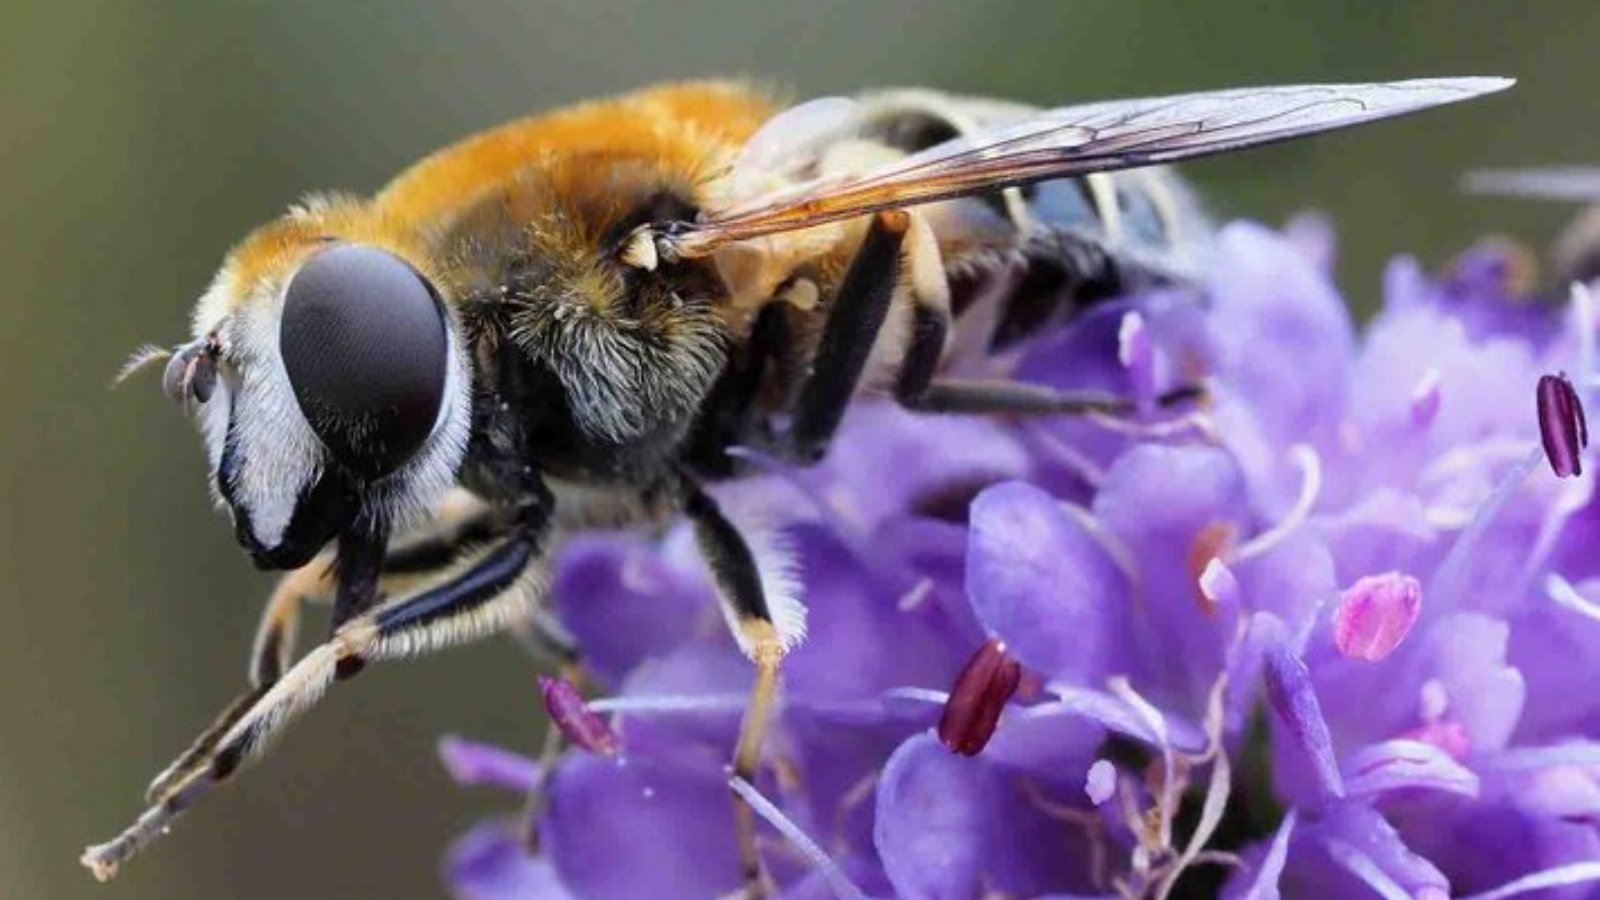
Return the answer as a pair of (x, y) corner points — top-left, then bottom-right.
(1545, 573), (1600, 624)
(1236, 444), (1323, 562)
(728, 774), (869, 900)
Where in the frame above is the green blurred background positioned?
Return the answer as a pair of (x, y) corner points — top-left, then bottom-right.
(1, 2), (1594, 897)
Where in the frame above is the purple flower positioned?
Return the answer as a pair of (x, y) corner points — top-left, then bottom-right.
(440, 223), (1600, 899)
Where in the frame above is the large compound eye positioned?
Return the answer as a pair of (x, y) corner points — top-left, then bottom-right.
(281, 244), (448, 479)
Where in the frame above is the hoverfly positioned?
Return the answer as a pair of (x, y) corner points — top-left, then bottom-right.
(1467, 166), (1600, 285)
(84, 76), (1510, 886)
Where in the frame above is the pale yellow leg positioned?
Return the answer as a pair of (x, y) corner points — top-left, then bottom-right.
(143, 560), (330, 802)
(732, 624), (785, 899)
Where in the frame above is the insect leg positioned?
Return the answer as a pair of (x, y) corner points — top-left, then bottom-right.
(905, 376), (1203, 415)
(896, 302), (1202, 415)
(781, 209), (910, 461)
(679, 477), (790, 895)
(888, 212), (1205, 415)
(82, 507), (551, 883)
(683, 301), (793, 477)
(142, 563), (322, 803)
(382, 492), (505, 574)
(142, 493), (503, 802)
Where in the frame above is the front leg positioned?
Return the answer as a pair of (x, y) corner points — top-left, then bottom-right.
(81, 500), (553, 882)
(141, 563), (320, 804)
(142, 491), (507, 803)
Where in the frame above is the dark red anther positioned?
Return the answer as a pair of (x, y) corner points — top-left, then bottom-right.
(938, 639), (1022, 756)
(1537, 373), (1588, 478)
(540, 676), (618, 757)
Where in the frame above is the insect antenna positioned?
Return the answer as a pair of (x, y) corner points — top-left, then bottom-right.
(111, 343), (173, 388)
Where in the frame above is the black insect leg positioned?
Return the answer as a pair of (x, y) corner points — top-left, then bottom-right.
(894, 301), (950, 406)
(680, 475), (789, 897)
(905, 374), (1196, 416)
(329, 522), (389, 636)
(780, 209), (910, 462)
(682, 301), (793, 478)
(381, 499), (508, 575)
(897, 300), (1203, 415)
(83, 500), (552, 882)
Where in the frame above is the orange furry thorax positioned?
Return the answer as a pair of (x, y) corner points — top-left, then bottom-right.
(218, 81), (778, 313)
(377, 80), (775, 227)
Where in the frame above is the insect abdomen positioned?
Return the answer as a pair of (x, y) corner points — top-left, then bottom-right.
(851, 90), (1212, 349)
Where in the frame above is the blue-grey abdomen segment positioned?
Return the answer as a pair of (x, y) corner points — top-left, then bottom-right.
(848, 89), (1213, 285)
(1028, 166), (1211, 281)
(844, 89), (1213, 351)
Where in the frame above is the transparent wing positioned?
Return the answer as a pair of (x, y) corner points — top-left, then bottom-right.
(1465, 166), (1600, 203)
(658, 77), (1511, 258)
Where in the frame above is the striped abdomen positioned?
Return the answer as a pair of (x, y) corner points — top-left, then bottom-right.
(843, 89), (1213, 350)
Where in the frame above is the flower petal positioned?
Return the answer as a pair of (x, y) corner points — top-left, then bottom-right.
(967, 481), (1123, 682)
(1094, 444), (1249, 706)
(1263, 633), (1344, 803)
(1234, 530), (1337, 643)
(1285, 211), (1337, 274)
(1461, 862), (1600, 900)
(1043, 682), (1207, 753)
(801, 400), (1032, 535)
(1425, 614), (1526, 754)
(438, 736), (543, 792)
(1117, 310), (1158, 408)
(1343, 739), (1480, 800)
(608, 642), (751, 769)
(1206, 222), (1353, 499)
(445, 821), (573, 900)
(872, 516), (986, 646)
(786, 524), (966, 702)
(1480, 741), (1600, 821)
(1224, 810), (1297, 900)
(874, 734), (1093, 899)
(552, 530), (712, 689)
(1395, 796), (1600, 899)
(543, 754), (742, 899)
(1310, 802), (1449, 899)
(977, 700), (1104, 778)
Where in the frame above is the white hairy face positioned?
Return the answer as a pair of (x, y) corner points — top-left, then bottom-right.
(185, 244), (473, 568)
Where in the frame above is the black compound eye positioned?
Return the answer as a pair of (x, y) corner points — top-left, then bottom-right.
(281, 244), (448, 479)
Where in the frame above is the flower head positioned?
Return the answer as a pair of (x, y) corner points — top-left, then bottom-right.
(440, 222), (1600, 899)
